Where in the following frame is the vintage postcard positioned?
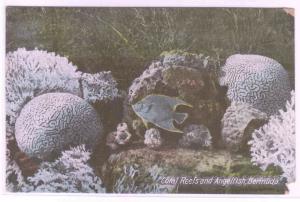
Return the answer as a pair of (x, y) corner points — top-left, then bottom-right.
(4, 2), (296, 197)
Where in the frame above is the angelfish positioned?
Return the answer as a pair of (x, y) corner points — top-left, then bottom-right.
(132, 94), (193, 133)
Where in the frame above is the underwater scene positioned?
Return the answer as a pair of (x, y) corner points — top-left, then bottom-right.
(5, 7), (295, 194)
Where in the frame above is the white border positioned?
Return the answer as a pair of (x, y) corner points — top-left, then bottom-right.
(2, 0), (297, 8)
(1, 0), (299, 201)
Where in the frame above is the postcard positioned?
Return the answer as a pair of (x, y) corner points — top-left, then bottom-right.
(3, 3), (297, 197)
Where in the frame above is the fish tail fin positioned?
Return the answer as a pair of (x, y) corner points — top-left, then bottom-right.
(174, 112), (188, 124)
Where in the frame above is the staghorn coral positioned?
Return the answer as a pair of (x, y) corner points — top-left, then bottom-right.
(15, 93), (103, 160)
(219, 54), (291, 115)
(144, 128), (163, 149)
(221, 102), (268, 152)
(249, 91), (295, 183)
(178, 124), (212, 149)
(6, 48), (119, 131)
(22, 145), (106, 193)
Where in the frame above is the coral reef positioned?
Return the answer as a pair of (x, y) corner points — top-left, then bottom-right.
(221, 102), (268, 152)
(178, 124), (212, 149)
(219, 54), (291, 115)
(22, 145), (106, 193)
(6, 48), (119, 132)
(249, 91), (295, 183)
(15, 93), (103, 160)
(102, 148), (285, 193)
(144, 128), (163, 149)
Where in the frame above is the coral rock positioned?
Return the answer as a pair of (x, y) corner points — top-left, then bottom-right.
(221, 102), (268, 152)
(115, 123), (132, 145)
(15, 93), (103, 160)
(81, 72), (119, 103)
(144, 128), (163, 149)
(219, 54), (291, 115)
(124, 51), (226, 144)
(160, 50), (213, 69)
(106, 123), (132, 151)
(179, 124), (212, 149)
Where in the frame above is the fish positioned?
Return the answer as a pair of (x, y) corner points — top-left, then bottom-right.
(132, 94), (193, 133)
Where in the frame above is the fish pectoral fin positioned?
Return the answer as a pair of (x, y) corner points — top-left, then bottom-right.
(142, 119), (149, 129)
(158, 119), (183, 133)
(174, 112), (188, 124)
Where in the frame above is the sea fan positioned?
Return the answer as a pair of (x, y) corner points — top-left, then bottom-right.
(249, 91), (295, 182)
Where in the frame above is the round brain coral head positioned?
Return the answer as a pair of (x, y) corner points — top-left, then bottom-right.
(219, 54), (291, 115)
(15, 93), (103, 160)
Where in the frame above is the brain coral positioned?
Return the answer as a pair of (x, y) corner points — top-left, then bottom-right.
(219, 54), (291, 115)
(15, 93), (103, 160)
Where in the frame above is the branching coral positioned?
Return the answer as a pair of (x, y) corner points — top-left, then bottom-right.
(219, 54), (291, 115)
(22, 145), (106, 193)
(249, 91), (295, 182)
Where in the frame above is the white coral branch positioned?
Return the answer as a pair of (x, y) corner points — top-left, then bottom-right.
(22, 145), (105, 193)
(249, 91), (295, 182)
